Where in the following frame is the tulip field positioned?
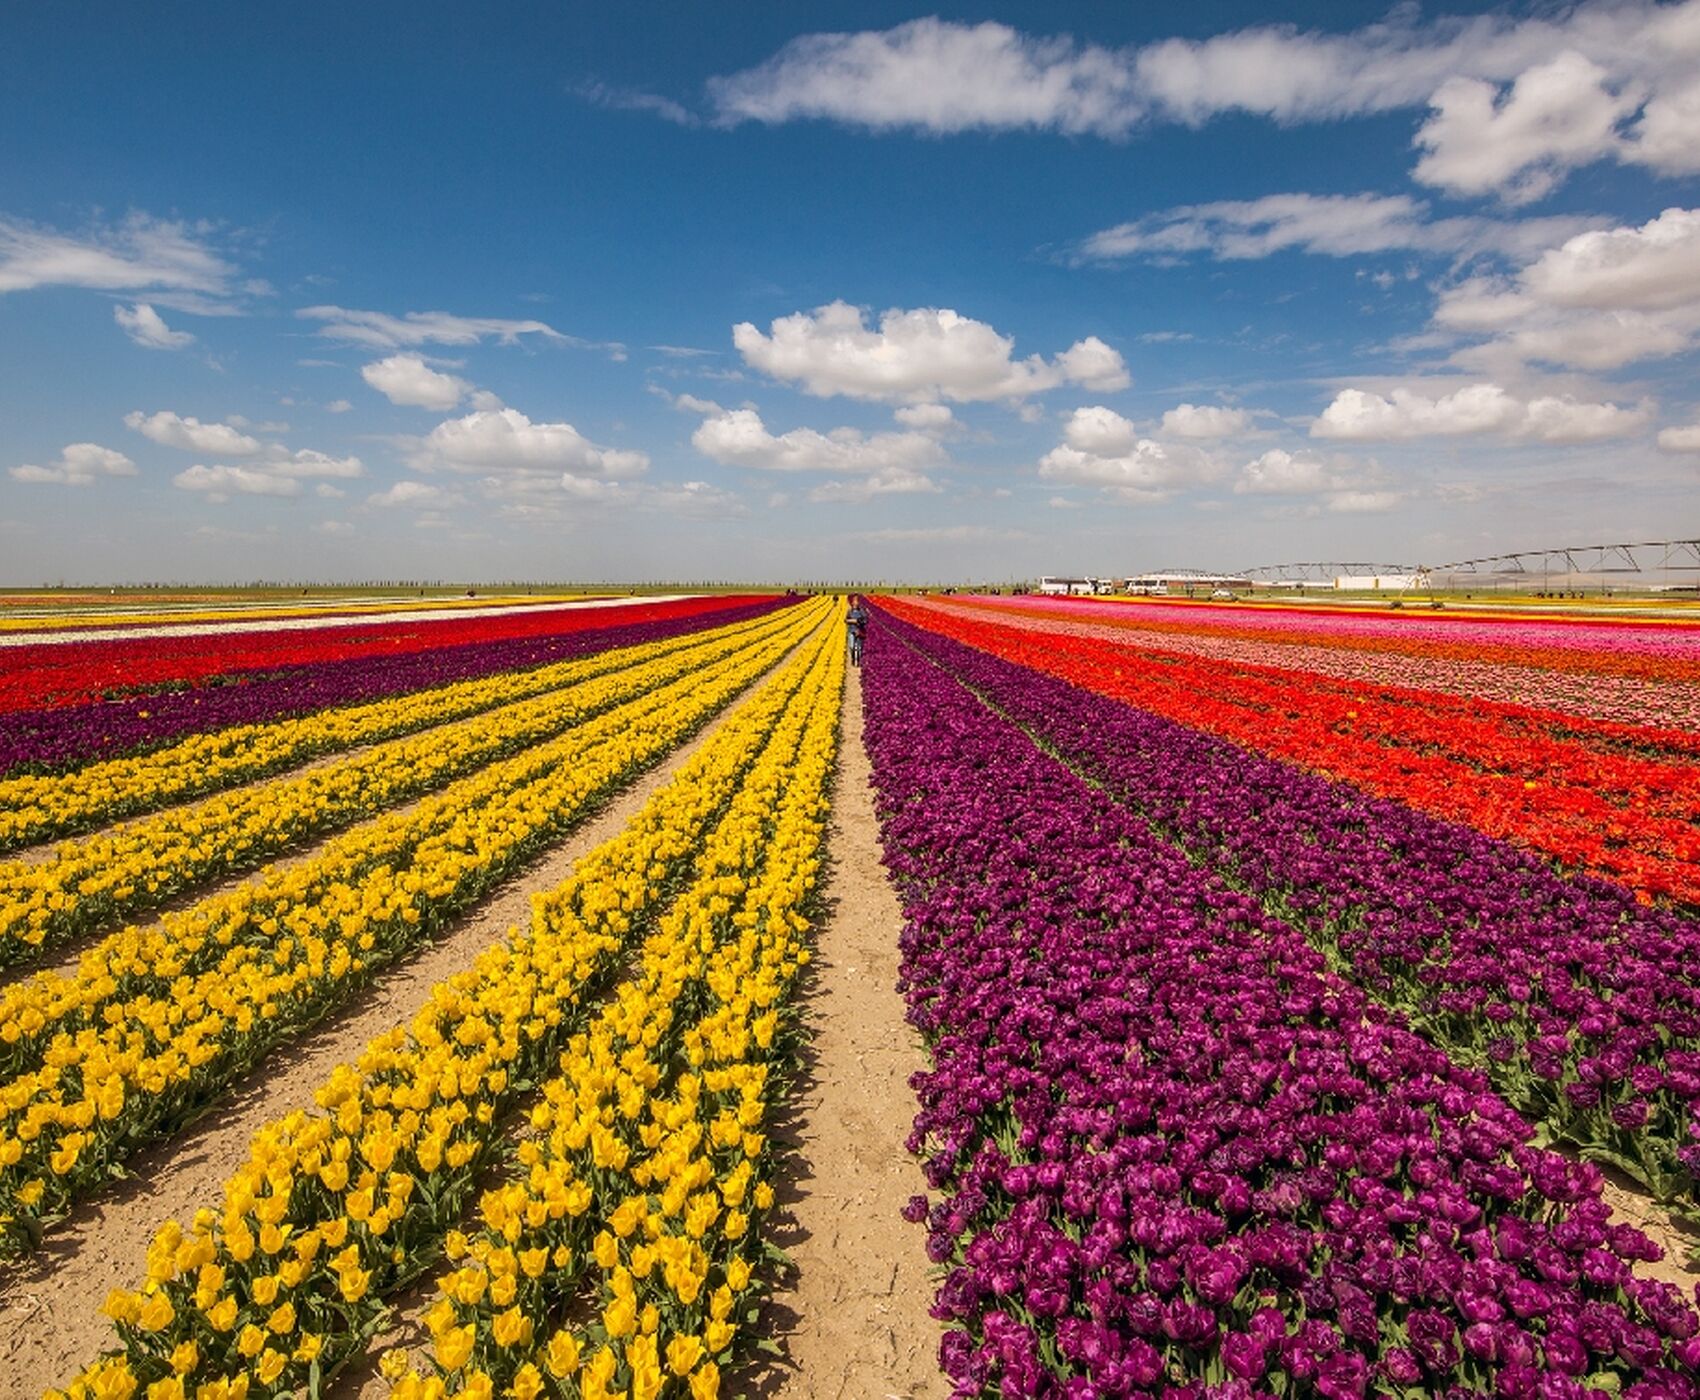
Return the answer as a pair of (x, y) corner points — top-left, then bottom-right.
(866, 594), (1700, 1398)
(2, 583), (1699, 1399)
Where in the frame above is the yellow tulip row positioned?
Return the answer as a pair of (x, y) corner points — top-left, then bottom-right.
(0, 600), (833, 1253)
(0, 604), (788, 853)
(0, 606), (812, 1083)
(48, 605), (841, 1400)
(0, 607), (805, 970)
(395, 619), (841, 1400)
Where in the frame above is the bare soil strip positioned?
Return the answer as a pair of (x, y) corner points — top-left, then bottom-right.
(743, 663), (943, 1400)
(0, 632), (813, 1399)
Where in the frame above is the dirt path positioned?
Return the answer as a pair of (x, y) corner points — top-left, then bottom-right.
(0, 632), (818, 1399)
(743, 662), (942, 1400)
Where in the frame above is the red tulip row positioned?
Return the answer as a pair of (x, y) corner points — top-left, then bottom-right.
(885, 597), (1700, 908)
(0, 595), (770, 714)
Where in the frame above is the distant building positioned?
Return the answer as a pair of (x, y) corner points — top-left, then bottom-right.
(1125, 572), (1253, 596)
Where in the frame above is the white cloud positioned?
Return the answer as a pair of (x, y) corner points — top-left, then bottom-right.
(1432, 208), (1700, 371)
(1413, 52), (1637, 204)
(691, 406), (945, 476)
(369, 480), (450, 507)
(114, 302), (194, 349)
(809, 468), (942, 503)
(10, 443), (137, 486)
(125, 409), (261, 456)
(1657, 422), (1700, 453)
(172, 464), (302, 500)
(298, 305), (604, 351)
(325, 399), (353, 414)
(1312, 383), (1649, 443)
(0, 211), (237, 299)
(1328, 490), (1405, 513)
(361, 354), (470, 410)
(1038, 406), (1219, 500)
(572, 79), (698, 127)
(1078, 193), (1605, 265)
(733, 301), (1127, 403)
(1522, 207), (1700, 312)
(1161, 403), (1252, 439)
(415, 408), (647, 479)
(315, 483), (346, 499)
(313, 519), (356, 536)
(1235, 448), (1343, 495)
(852, 524), (1027, 544)
(707, 8), (1700, 198)
(893, 402), (957, 433)
(274, 449), (363, 480)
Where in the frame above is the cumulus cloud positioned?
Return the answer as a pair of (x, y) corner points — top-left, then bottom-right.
(414, 408), (648, 479)
(1521, 206), (1700, 312)
(273, 449), (363, 480)
(1235, 448), (1345, 495)
(1413, 51), (1636, 204)
(733, 301), (1127, 403)
(1078, 193), (1605, 265)
(125, 409), (261, 456)
(1038, 406), (1219, 501)
(325, 399), (353, 414)
(0, 211), (237, 300)
(298, 305), (617, 353)
(368, 480), (451, 507)
(706, 7), (1700, 198)
(172, 464), (302, 500)
(1658, 422), (1700, 453)
(1232, 448), (1398, 512)
(114, 302), (194, 349)
(893, 402), (958, 433)
(10, 443), (137, 486)
(361, 354), (471, 410)
(1432, 207), (1700, 371)
(1161, 403), (1253, 438)
(690, 405), (946, 477)
(1312, 383), (1649, 443)
(808, 469), (942, 503)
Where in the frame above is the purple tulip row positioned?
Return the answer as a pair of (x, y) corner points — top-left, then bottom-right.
(0, 597), (792, 776)
(860, 614), (1700, 1399)
(882, 608), (1700, 1211)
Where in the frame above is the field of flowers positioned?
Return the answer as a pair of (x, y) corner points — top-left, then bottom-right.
(7, 580), (1700, 1399)
(866, 594), (1700, 1398)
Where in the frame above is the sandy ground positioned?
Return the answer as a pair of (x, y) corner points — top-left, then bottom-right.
(741, 663), (943, 1400)
(0, 630), (814, 1398)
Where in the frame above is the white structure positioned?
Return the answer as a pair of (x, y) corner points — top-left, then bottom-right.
(1038, 575), (1097, 596)
(1332, 573), (1425, 591)
(1125, 572), (1253, 596)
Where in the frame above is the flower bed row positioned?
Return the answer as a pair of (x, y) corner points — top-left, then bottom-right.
(0, 594), (785, 774)
(0, 606), (807, 967)
(999, 595), (1700, 677)
(0, 601), (830, 1253)
(885, 597), (1700, 907)
(390, 610), (839, 1400)
(885, 607), (1700, 1211)
(861, 612), (1700, 1399)
(0, 600), (788, 851)
(51, 606), (841, 1400)
(942, 597), (1700, 733)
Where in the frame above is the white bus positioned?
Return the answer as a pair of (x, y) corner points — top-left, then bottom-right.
(1038, 575), (1096, 596)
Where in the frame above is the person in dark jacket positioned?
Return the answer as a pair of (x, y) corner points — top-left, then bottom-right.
(845, 596), (868, 666)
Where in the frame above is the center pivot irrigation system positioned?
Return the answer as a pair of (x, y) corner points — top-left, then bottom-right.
(1232, 538), (1700, 594)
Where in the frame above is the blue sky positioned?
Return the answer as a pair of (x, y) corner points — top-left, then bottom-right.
(2, 2), (1698, 583)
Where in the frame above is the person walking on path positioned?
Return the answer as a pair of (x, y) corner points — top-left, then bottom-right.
(845, 595), (868, 666)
